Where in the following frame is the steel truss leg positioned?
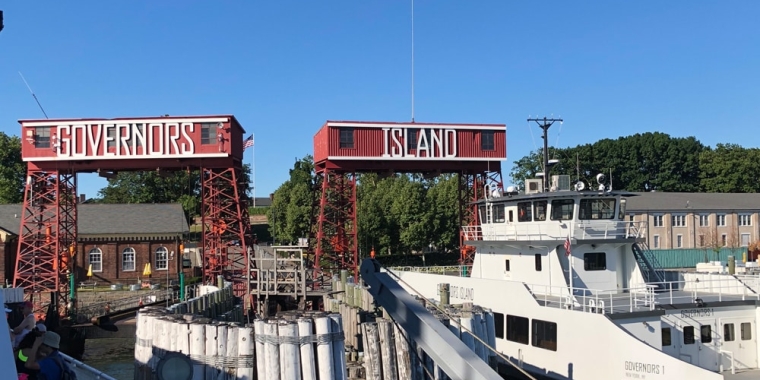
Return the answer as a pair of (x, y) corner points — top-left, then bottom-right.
(14, 171), (76, 318)
(200, 167), (252, 308)
(311, 170), (358, 287)
(458, 171), (504, 268)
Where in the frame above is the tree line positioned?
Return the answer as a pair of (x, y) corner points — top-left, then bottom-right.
(510, 132), (760, 193)
(2, 130), (760, 253)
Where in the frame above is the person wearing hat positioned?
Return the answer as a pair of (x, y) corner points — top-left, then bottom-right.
(25, 331), (68, 380)
(14, 328), (43, 379)
(12, 302), (36, 349)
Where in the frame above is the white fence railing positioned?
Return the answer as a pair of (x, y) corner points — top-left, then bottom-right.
(462, 220), (645, 242)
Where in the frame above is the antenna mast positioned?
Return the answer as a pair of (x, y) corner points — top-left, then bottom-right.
(527, 117), (563, 191)
(410, 0), (415, 122)
(19, 72), (49, 119)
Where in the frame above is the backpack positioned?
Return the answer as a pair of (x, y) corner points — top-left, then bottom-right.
(48, 355), (78, 380)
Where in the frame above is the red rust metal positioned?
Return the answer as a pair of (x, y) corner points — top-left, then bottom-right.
(311, 170), (358, 287)
(13, 170), (76, 317)
(459, 171), (504, 268)
(16, 116), (252, 317)
(200, 166), (252, 299)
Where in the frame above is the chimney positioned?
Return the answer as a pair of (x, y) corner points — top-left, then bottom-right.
(79, 194), (86, 203)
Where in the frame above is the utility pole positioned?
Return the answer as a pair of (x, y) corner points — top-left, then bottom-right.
(527, 117), (563, 191)
(1, 10), (4, 33)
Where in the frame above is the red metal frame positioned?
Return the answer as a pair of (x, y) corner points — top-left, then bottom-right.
(200, 166), (253, 300)
(459, 171), (504, 268)
(311, 170), (358, 287)
(14, 171), (77, 318)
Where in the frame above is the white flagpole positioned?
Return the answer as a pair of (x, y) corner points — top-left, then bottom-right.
(568, 235), (574, 304)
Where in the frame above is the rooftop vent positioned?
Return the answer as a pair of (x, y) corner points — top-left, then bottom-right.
(551, 175), (571, 192)
(525, 179), (543, 194)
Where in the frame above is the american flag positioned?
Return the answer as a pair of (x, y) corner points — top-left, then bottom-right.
(564, 235), (571, 256)
(243, 134), (254, 150)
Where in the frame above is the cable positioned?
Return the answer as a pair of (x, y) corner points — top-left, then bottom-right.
(383, 266), (539, 380)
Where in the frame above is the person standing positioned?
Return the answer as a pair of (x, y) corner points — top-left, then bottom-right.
(25, 332), (71, 380)
(12, 302), (36, 349)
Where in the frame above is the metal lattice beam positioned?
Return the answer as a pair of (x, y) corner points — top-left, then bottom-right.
(311, 170), (358, 287)
(200, 167), (252, 305)
(13, 171), (76, 318)
(458, 171), (504, 267)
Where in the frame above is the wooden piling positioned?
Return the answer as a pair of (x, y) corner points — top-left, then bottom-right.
(278, 320), (302, 380)
(314, 315), (335, 380)
(377, 319), (398, 380)
(297, 318), (317, 380)
(264, 320), (281, 380)
(236, 325), (255, 380)
(225, 324), (239, 379)
(254, 319), (268, 380)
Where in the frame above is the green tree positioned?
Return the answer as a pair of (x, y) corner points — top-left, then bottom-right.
(267, 156), (314, 244)
(0, 133), (25, 204)
(509, 132), (705, 192)
(699, 144), (760, 193)
(97, 164), (253, 224)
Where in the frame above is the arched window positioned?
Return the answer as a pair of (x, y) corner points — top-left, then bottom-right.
(122, 247), (136, 271)
(88, 248), (102, 272)
(155, 247), (168, 270)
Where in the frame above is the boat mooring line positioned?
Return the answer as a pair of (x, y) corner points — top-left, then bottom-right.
(384, 266), (539, 380)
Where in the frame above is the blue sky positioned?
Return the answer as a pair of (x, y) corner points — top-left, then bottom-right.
(1, 1), (758, 199)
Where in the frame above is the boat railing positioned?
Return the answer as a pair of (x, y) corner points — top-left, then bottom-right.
(61, 352), (118, 380)
(461, 220), (646, 242)
(525, 283), (657, 314)
(526, 276), (760, 315)
(387, 266), (469, 277)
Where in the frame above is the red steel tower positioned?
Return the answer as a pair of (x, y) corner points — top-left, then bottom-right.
(311, 121), (506, 285)
(15, 115), (253, 317)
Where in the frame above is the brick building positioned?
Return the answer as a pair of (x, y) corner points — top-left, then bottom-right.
(626, 192), (760, 250)
(0, 203), (189, 285)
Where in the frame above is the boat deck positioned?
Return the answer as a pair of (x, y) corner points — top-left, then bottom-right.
(723, 368), (760, 379)
(535, 290), (759, 315)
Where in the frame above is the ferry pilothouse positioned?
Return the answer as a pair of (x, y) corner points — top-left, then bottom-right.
(390, 172), (760, 379)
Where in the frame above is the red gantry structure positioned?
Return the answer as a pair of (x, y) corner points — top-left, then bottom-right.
(15, 115), (252, 317)
(311, 121), (507, 284)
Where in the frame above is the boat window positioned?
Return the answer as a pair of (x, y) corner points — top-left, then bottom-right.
(724, 323), (735, 342)
(741, 323), (752, 340)
(494, 312), (505, 339)
(533, 201), (547, 221)
(535, 254), (542, 271)
(493, 205), (505, 223)
(506, 315), (529, 345)
(517, 202), (532, 222)
(579, 198), (616, 220)
(661, 328), (672, 346)
(583, 252), (606, 271)
(505, 259), (510, 272)
(479, 205), (488, 224)
(508, 210), (514, 223)
(550, 199), (574, 221)
(531, 319), (557, 351)
(619, 199), (627, 220)
(701, 325), (712, 343)
(683, 326), (695, 344)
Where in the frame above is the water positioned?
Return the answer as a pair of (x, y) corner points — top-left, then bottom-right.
(83, 338), (135, 380)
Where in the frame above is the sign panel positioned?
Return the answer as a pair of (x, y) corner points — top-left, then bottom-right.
(382, 127), (457, 158)
(22, 117), (230, 161)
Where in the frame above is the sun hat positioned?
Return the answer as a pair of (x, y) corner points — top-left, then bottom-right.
(42, 331), (60, 349)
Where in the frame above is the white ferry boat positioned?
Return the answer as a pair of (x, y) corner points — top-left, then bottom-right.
(390, 173), (760, 380)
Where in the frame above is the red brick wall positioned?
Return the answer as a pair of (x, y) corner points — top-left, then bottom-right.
(75, 240), (183, 285)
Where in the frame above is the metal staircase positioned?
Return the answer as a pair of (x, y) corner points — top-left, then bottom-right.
(632, 242), (666, 289)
